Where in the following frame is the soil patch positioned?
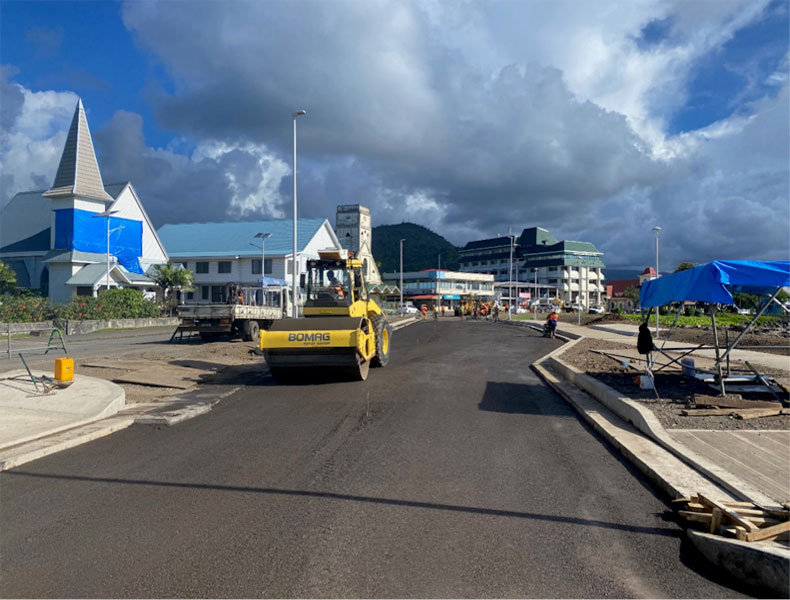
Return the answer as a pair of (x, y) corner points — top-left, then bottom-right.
(76, 337), (261, 403)
(559, 337), (790, 431)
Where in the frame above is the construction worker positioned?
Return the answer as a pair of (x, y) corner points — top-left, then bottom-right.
(421, 304), (428, 319)
(327, 271), (344, 299)
(545, 308), (559, 338)
(433, 304), (439, 320)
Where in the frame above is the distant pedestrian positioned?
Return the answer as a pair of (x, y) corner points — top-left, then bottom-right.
(546, 309), (559, 338)
(421, 304), (428, 319)
(433, 305), (439, 320)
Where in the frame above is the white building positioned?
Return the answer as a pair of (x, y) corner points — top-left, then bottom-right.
(335, 204), (382, 285)
(156, 218), (342, 304)
(0, 100), (168, 302)
(458, 227), (606, 308)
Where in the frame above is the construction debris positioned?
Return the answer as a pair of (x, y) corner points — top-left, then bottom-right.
(674, 494), (790, 543)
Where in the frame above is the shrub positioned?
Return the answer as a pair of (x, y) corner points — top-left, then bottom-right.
(2, 288), (159, 323)
(0, 296), (53, 323)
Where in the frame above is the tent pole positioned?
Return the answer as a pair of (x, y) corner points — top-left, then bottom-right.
(711, 306), (726, 396)
(719, 287), (782, 362)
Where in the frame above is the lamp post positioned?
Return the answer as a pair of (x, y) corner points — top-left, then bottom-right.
(255, 232), (272, 305)
(92, 209), (119, 292)
(399, 238), (405, 312)
(507, 234), (515, 320)
(652, 226), (661, 337)
(291, 109), (306, 318)
(533, 267), (538, 320)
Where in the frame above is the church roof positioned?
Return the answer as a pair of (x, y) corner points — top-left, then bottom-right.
(43, 99), (113, 202)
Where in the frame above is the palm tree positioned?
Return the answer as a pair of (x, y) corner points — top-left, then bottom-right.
(151, 262), (194, 313)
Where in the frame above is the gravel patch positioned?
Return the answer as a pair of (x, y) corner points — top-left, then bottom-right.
(559, 337), (790, 431)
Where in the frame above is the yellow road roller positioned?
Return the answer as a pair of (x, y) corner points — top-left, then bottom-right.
(259, 249), (392, 381)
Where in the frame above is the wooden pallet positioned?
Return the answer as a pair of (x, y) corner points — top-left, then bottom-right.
(674, 494), (790, 542)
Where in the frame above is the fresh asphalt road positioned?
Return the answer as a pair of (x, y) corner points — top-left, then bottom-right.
(0, 320), (751, 598)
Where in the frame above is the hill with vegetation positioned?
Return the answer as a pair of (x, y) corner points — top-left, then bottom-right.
(372, 223), (460, 275)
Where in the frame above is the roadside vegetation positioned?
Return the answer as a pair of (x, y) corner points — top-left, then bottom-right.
(0, 288), (159, 323)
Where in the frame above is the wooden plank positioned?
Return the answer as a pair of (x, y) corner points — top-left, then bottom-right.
(679, 510), (712, 523)
(710, 508), (722, 534)
(733, 408), (782, 420)
(681, 408), (782, 418)
(692, 395), (780, 409)
(681, 408), (733, 416)
(744, 521), (790, 543)
(698, 494), (759, 532)
(721, 501), (757, 508)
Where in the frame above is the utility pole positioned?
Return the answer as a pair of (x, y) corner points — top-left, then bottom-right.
(399, 238), (405, 312)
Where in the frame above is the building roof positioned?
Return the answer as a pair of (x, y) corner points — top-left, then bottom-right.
(641, 266), (656, 276)
(609, 279), (639, 296)
(462, 236), (514, 251)
(65, 262), (151, 287)
(43, 99), (114, 202)
(0, 190), (52, 254)
(43, 249), (107, 264)
(157, 218), (331, 258)
(0, 228), (50, 254)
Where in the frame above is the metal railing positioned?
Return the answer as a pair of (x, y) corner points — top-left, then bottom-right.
(3, 323), (68, 360)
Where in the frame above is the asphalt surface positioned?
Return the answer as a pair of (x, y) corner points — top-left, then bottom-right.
(0, 320), (752, 598)
(0, 327), (176, 373)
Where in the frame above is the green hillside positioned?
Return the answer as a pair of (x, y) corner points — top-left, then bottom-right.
(372, 223), (460, 275)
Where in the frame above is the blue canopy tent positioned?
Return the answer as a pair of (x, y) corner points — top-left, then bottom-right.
(640, 260), (790, 308)
(639, 260), (790, 397)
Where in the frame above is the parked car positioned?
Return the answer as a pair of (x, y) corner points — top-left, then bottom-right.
(588, 305), (605, 314)
(398, 304), (420, 316)
(569, 303), (585, 312)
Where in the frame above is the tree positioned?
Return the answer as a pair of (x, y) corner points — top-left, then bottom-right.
(0, 260), (17, 294)
(151, 262), (194, 310)
(674, 261), (697, 273)
(622, 285), (641, 305)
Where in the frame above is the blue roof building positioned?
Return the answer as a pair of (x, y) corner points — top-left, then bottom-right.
(157, 218), (341, 304)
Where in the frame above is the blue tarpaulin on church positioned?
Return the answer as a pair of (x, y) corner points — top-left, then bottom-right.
(640, 260), (790, 308)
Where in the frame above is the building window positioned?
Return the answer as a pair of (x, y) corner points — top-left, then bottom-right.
(196, 262), (209, 274)
(181, 262), (188, 270)
(201, 286), (209, 300)
(218, 261), (231, 274)
(76, 286), (93, 296)
(186, 291), (194, 300)
(252, 259), (273, 275)
(211, 285), (227, 303)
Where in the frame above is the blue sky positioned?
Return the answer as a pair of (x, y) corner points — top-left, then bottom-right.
(1, 0), (788, 270)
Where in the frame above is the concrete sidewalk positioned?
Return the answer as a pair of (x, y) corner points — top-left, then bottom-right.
(518, 319), (789, 596)
(0, 369), (127, 469)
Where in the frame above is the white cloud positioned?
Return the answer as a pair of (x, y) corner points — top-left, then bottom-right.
(0, 75), (77, 207)
(2, 0), (786, 274)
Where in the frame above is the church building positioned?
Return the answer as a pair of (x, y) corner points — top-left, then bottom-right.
(0, 100), (168, 303)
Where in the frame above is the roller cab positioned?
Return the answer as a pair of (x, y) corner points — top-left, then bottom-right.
(259, 250), (392, 382)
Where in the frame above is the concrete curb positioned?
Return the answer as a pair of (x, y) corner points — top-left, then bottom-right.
(687, 530), (789, 598)
(531, 360), (734, 502)
(547, 353), (774, 505)
(532, 333), (789, 595)
(0, 373), (126, 451)
(0, 416), (135, 471)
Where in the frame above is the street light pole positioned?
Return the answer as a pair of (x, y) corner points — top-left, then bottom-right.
(533, 267), (538, 320)
(399, 238), (405, 311)
(255, 232), (272, 305)
(508, 234), (514, 320)
(291, 109), (306, 318)
(653, 226), (661, 337)
(92, 209), (119, 293)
